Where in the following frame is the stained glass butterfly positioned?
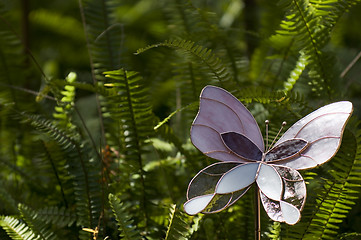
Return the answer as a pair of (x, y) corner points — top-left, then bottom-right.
(183, 85), (353, 225)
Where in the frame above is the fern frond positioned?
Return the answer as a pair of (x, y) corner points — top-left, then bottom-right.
(165, 204), (199, 240)
(271, 0), (361, 96)
(266, 222), (281, 240)
(103, 69), (155, 162)
(136, 39), (233, 88)
(29, 8), (84, 41)
(51, 79), (112, 97)
(20, 113), (101, 231)
(0, 180), (18, 214)
(0, 6), (27, 103)
(53, 72), (77, 132)
(108, 194), (140, 240)
(33, 206), (76, 228)
(155, 121), (194, 166)
(171, 61), (212, 140)
(104, 69), (155, 226)
(0, 216), (39, 240)
(164, 0), (214, 39)
(154, 102), (198, 130)
(39, 140), (70, 208)
(19, 204), (59, 240)
(283, 52), (308, 92)
(285, 119), (361, 239)
(80, 0), (122, 76)
(164, 0), (244, 84)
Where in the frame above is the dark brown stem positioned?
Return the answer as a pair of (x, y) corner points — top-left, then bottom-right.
(254, 184), (261, 240)
(244, 0), (258, 59)
(21, 0), (30, 58)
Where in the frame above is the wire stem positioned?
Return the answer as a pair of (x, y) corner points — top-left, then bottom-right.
(254, 184), (261, 240)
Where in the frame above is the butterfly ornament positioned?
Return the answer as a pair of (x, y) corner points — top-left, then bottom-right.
(183, 86), (353, 225)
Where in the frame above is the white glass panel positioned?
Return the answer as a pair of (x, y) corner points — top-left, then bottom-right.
(256, 164), (282, 201)
(281, 155), (316, 170)
(215, 163), (259, 194)
(280, 201), (301, 225)
(183, 194), (214, 215)
(276, 101), (352, 143)
(280, 138), (340, 170)
(296, 114), (348, 142)
(302, 138), (339, 164)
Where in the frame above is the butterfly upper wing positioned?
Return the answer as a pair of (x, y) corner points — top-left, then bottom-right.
(191, 86), (264, 162)
(268, 101), (353, 170)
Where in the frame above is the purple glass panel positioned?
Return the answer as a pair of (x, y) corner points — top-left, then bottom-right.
(221, 132), (263, 161)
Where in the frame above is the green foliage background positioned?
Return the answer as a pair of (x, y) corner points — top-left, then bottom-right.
(1, 0), (361, 239)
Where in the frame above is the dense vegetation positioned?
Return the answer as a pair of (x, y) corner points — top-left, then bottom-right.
(1, 0), (361, 239)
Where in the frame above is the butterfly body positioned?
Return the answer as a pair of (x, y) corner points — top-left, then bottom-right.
(184, 86), (353, 225)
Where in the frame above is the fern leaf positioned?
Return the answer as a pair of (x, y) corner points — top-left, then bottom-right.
(80, 0), (122, 79)
(286, 119), (361, 239)
(272, 0), (361, 96)
(52, 72), (77, 132)
(108, 194), (140, 240)
(136, 39), (234, 88)
(39, 140), (70, 208)
(165, 204), (198, 240)
(103, 69), (155, 225)
(20, 113), (101, 231)
(30, 206), (76, 228)
(283, 52), (308, 92)
(103, 69), (155, 152)
(0, 216), (39, 240)
(19, 204), (59, 240)
(0, 6), (27, 103)
(29, 9), (84, 41)
(154, 102), (198, 130)
(0, 180), (18, 214)
(266, 222), (281, 240)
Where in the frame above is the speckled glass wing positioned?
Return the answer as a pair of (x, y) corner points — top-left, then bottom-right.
(258, 165), (306, 225)
(191, 86), (264, 162)
(269, 102), (353, 170)
(184, 162), (258, 215)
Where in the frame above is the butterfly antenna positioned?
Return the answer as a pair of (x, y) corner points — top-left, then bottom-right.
(269, 121), (286, 149)
(265, 120), (269, 151)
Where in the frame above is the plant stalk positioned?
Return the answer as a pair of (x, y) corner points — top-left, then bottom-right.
(255, 185), (261, 240)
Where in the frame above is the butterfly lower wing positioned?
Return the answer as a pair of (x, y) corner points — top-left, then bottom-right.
(271, 101), (353, 170)
(184, 188), (251, 215)
(258, 165), (306, 225)
(184, 162), (258, 215)
(191, 86), (264, 162)
(260, 192), (301, 225)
